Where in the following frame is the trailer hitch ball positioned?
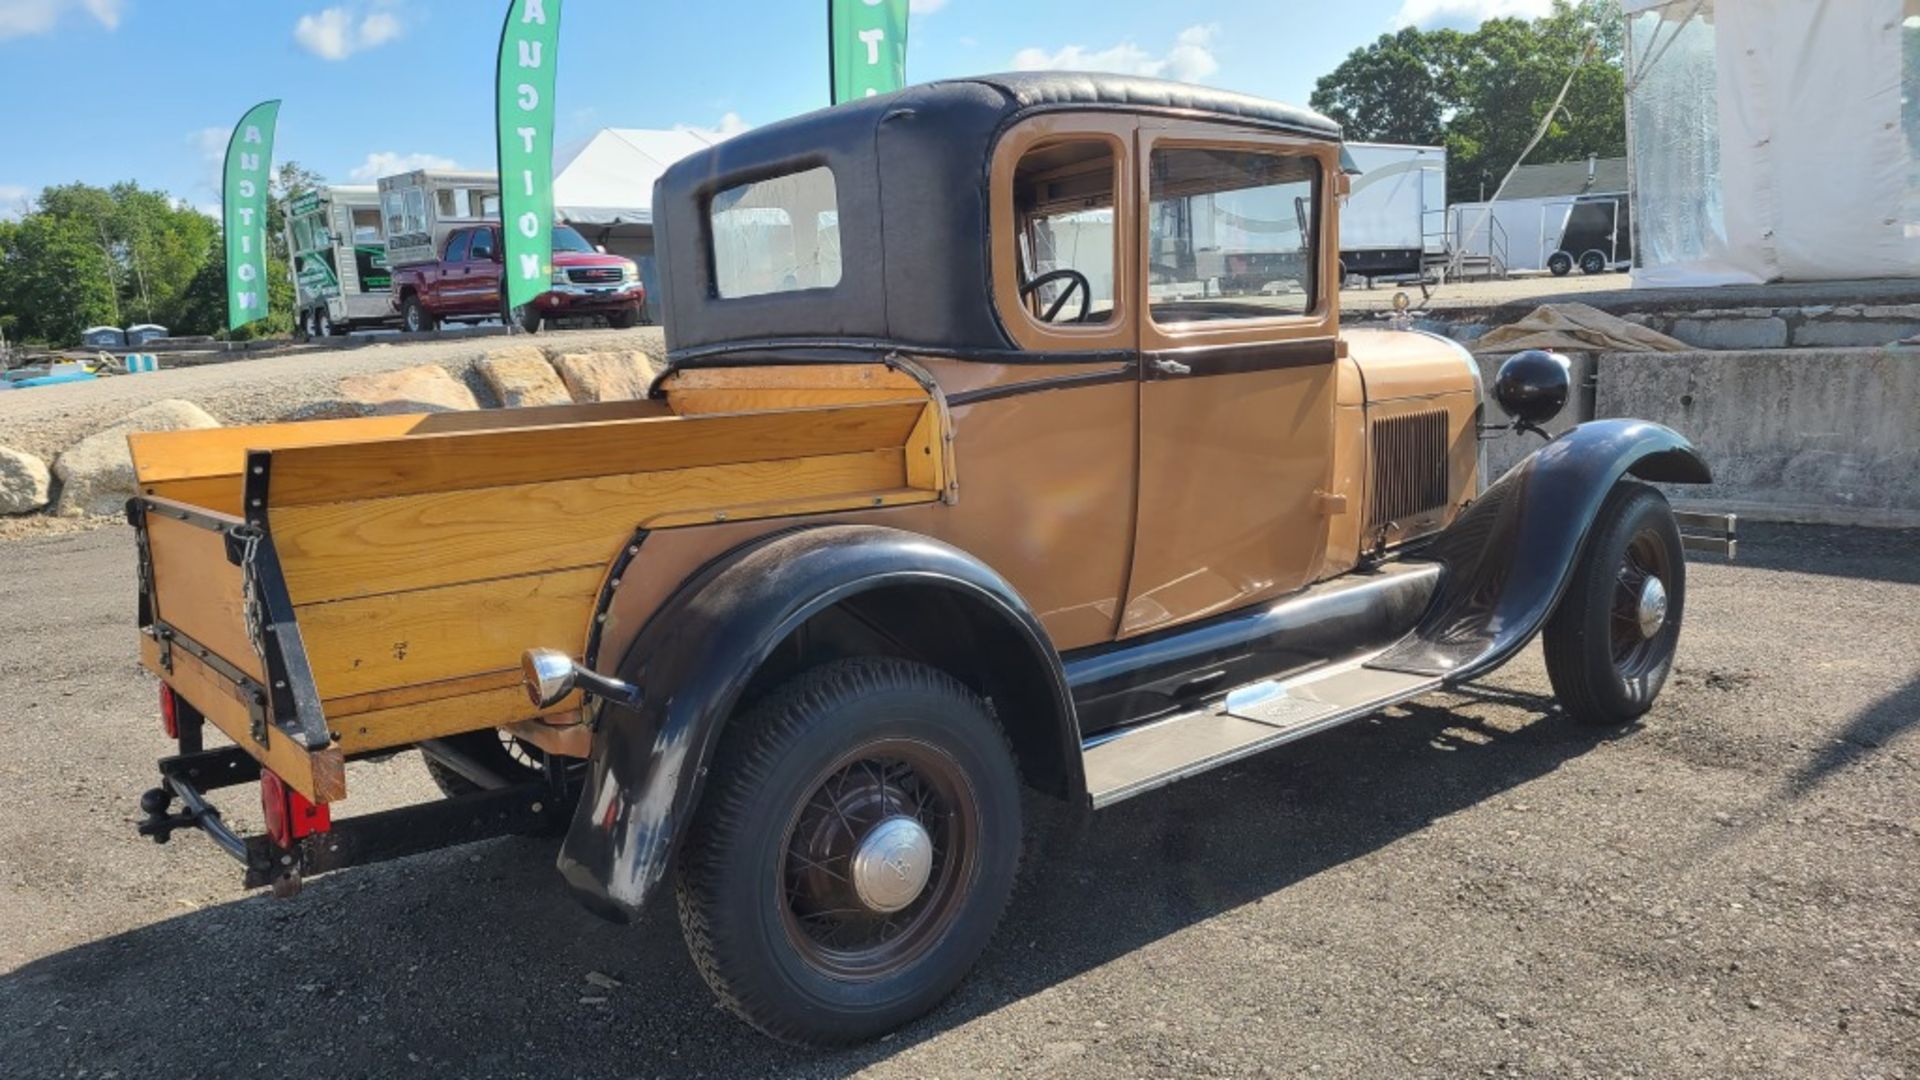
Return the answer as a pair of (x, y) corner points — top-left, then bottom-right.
(521, 648), (641, 709)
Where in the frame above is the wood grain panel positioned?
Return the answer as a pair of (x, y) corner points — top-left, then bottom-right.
(298, 567), (602, 698)
(262, 400), (925, 506)
(323, 668), (523, 719)
(142, 475), (244, 515)
(145, 511), (263, 680)
(142, 635), (346, 803)
(273, 449), (907, 604)
(664, 364), (926, 392)
(333, 683), (577, 754)
(130, 416), (430, 483)
(667, 388), (926, 415)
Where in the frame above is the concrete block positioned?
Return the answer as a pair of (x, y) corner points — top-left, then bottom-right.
(1666, 317), (1789, 350)
(1596, 347), (1919, 524)
(1791, 319), (1920, 349)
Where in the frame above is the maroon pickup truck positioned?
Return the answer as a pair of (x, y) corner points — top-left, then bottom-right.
(390, 223), (647, 333)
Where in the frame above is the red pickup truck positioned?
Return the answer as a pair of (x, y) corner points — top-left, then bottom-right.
(390, 222), (647, 333)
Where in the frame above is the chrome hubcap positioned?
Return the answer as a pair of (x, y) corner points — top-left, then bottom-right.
(1635, 575), (1668, 640)
(849, 815), (933, 913)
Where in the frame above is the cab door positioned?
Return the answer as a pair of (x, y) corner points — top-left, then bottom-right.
(1119, 122), (1342, 638)
(467, 226), (503, 312)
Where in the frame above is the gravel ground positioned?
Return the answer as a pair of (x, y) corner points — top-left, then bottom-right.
(0, 523), (1916, 1078)
(0, 326), (666, 465)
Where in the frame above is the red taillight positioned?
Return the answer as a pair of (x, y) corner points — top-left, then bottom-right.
(260, 770), (331, 848)
(159, 684), (179, 739)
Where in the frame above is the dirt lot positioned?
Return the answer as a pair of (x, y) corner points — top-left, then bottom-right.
(0, 523), (1915, 1078)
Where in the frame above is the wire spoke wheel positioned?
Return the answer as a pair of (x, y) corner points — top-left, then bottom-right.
(777, 738), (979, 982)
(1607, 528), (1673, 680)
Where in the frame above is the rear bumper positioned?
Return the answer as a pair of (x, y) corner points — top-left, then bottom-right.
(138, 744), (569, 894)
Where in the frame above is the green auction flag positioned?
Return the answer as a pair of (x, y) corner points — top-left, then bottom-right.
(223, 99), (280, 332)
(496, 0), (562, 313)
(829, 0), (908, 103)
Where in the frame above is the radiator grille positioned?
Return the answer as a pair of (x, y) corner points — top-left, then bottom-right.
(567, 266), (623, 285)
(1368, 409), (1450, 529)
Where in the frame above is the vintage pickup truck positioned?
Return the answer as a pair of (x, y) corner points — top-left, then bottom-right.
(126, 74), (1733, 1046)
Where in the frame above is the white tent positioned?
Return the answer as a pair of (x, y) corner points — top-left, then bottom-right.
(553, 127), (725, 228)
(553, 128), (732, 319)
(1623, 0), (1920, 285)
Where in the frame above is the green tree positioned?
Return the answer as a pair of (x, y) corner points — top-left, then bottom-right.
(1311, 0), (1626, 198)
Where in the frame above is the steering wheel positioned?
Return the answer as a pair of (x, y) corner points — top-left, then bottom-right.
(1019, 268), (1092, 323)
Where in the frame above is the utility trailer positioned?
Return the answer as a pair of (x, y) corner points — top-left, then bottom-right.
(378, 169), (501, 269)
(1338, 141), (1447, 284)
(286, 186), (397, 338)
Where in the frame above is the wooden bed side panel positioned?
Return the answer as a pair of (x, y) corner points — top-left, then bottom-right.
(298, 566), (602, 699)
(272, 448), (913, 604)
(663, 363), (928, 416)
(260, 400), (927, 506)
(142, 475), (244, 517)
(144, 509), (264, 681)
(333, 684), (580, 754)
(142, 634), (346, 803)
(129, 416), (430, 484)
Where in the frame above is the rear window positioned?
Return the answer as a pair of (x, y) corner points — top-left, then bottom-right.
(709, 166), (842, 299)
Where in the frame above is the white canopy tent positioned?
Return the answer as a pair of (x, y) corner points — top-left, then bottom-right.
(553, 127), (732, 319)
(1623, 0), (1920, 285)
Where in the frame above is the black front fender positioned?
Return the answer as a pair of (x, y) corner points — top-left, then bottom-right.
(555, 525), (1073, 921)
(1370, 419), (1710, 682)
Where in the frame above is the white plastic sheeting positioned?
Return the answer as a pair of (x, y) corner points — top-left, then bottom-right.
(1625, 0), (1920, 285)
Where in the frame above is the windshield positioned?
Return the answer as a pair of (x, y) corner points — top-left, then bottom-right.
(552, 225), (594, 254)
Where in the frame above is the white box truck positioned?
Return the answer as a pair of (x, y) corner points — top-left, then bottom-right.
(1339, 142), (1447, 284)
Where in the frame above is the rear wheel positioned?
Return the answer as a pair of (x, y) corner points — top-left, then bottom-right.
(400, 295), (434, 334)
(315, 307), (335, 337)
(1579, 249), (1609, 275)
(1543, 483), (1686, 725)
(1548, 250), (1574, 277)
(421, 728), (545, 797)
(675, 658), (1023, 1046)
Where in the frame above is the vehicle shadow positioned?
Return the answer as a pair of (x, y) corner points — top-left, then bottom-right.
(0, 684), (1612, 1078)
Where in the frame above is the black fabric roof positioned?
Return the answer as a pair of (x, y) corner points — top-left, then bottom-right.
(654, 74), (1340, 359)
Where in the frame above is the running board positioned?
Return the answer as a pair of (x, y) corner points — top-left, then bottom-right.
(1082, 653), (1440, 809)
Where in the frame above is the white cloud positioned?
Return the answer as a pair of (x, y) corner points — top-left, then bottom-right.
(909, 0), (947, 12)
(676, 112), (749, 142)
(294, 5), (404, 61)
(0, 184), (32, 221)
(1392, 0), (1552, 30)
(1012, 24), (1219, 84)
(0, 0), (123, 41)
(349, 151), (460, 183)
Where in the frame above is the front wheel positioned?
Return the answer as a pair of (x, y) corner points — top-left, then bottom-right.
(1547, 250), (1574, 277)
(1542, 482), (1686, 725)
(400, 295), (434, 334)
(675, 658), (1023, 1046)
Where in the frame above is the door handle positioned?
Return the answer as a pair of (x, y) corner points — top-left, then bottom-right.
(1153, 358), (1193, 376)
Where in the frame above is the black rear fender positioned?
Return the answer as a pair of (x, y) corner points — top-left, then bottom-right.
(556, 525), (1076, 921)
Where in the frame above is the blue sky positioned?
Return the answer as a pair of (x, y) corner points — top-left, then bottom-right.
(0, 0), (1552, 217)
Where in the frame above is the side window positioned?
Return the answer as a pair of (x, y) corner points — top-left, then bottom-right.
(469, 228), (495, 261)
(1011, 139), (1116, 325)
(351, 207), (383, 245)
(710, 166), (842, 298)
(1148, 147), (1318, 324)
(444, 229), (471, 263)
(404, 188), (428, 235)
(382, 191), (405, 237)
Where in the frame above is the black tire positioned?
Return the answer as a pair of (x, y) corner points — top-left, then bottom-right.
(421, 729), (545, 797)
(293, 310), (311, 343)
(400, 295), (434, 334)
(675, 658), (1023, 1046)
(315, 307), (335, 337)
(1543, 483), (1686, 725)
(1579, 249), (1609, 275)
(606, 306), (639, 330)
(1547, 250), (1574, 277)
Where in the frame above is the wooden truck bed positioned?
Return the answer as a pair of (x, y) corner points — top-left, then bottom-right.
(127, 364), (946, 804)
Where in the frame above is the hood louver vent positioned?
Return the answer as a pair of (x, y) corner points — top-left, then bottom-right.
(1369, 409), (1449, 530)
